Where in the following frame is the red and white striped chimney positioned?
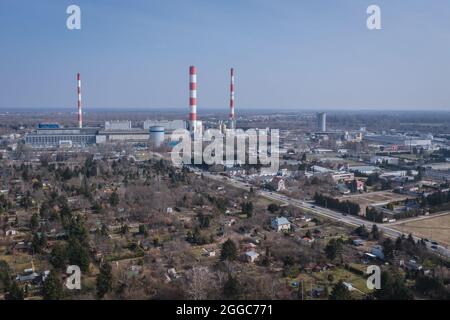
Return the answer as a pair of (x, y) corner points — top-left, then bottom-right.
(77, 73), (82, 128)
(189, 66), (197, 133)
(229, 68), (235, 128)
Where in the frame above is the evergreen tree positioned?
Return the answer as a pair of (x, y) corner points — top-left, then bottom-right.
(67, 237), (90, 272)
(42, 271), (64, 300)
(32, 232), (47, 254)
(96, 263), (113, 299)
(220, 239), (237, 261)
(329, 281), (352, 300)
(374, 271), (413, 300)
(5, 281), (24, 300)
(0, 260), (12, 291)
(109, 191), (120, 207)
(325, 239), (343, 261)
(382, 238), (395, 261)
(138, 224), (148, 236)
(30, 213), (39, 230)
(267, 203), (279, 214)
(50, 244), (67, 270)
(223, 275), (241, 299)
(371, 224), (381, 240)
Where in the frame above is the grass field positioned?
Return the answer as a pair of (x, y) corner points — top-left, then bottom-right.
(392, 213), (450, 247)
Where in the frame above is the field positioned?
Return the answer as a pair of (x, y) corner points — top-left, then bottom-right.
(392, 213), (450, 247)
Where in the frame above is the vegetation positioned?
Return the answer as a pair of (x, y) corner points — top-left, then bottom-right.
(220, 239), (238, 262)
(314, 193), (360, 216)
(329, 281), (351, 300)
(97, 263), (113, 299)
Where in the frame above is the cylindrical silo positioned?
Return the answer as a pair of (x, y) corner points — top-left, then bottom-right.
(149, 126), (165, 148)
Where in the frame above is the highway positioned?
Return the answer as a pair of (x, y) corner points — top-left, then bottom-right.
(148, 154), (450, 260)
(196, 168), (450, 260)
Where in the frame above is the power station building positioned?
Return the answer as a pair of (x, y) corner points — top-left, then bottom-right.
(25, 125), (99, 148)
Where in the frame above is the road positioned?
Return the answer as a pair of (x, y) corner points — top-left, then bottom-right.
(195, 168), (450, 260)
(146, 152), (450, 260)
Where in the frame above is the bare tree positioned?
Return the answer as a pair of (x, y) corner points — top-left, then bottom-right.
(186, 266), (211, 300)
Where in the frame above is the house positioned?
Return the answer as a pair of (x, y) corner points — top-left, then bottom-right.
(371, 245), (385, 260)
(268, 177), (286, 191)
(167, 268), (180, 279)
(271, 217), (291, 232)
(16, 272), (39, 283)
(403, 260), (423, 272)
(363, 252), (377, 261)
(244, 250), (260, 263)
(300, 216), (312, 223)
(301, 236), (314, 244)
(13, 241), (31, 253)
(352, 239), (364, 246)
(202, 248), (216, 257)
(16, 270), (49, 284)
(5, 229), (17, 236)
(127, 265), (142, 278)
(355, 179), (365, 192)
(223, 218), (236, 227)
(337, 183), (351, 195)
(343, 282), (354, 291)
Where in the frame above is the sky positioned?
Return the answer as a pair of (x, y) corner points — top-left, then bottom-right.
(0, 0), (450, 111)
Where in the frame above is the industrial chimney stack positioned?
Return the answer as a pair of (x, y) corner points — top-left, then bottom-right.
(189, 66), (197, 133)
(77, 73), (82, 128)
(229, 68), (235, 129)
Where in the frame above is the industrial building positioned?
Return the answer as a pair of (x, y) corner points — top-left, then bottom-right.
(105, 121), (132, 131)
(143, 120), (186, 131)
(25, 125), (99, 148)
(364, 135), (432, 147)
(96, 129), (149, 143)
(317, 112), (327, 132)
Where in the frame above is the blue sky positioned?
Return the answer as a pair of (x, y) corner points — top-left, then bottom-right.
(0, 0), (449, 111)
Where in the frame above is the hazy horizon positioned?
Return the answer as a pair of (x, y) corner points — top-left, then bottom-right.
(1, 0), (450, 110)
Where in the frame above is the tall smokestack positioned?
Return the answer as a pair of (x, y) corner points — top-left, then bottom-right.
(229, 68), (235, 129)
(189, 66), (197, 133)
(77, 73), (82, 128)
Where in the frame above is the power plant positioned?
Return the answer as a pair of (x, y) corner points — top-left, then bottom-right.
(25, 66), (237, 148)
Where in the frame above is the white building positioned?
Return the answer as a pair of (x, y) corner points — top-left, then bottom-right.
(271, 217), (291, 232)
(105, 121), (132, 131)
